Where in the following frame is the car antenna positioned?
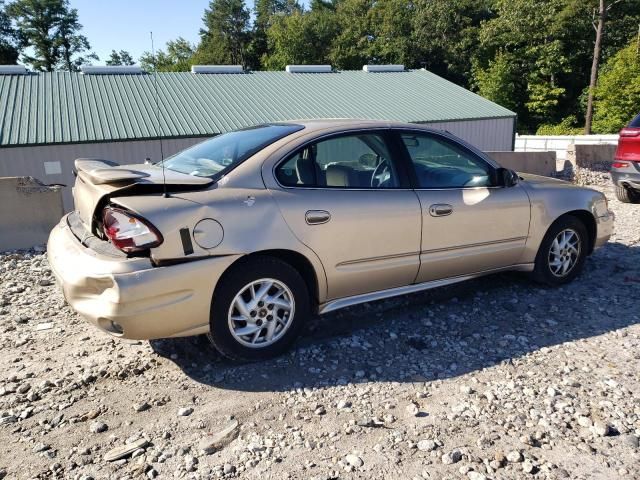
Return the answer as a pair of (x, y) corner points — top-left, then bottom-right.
(151, 31), (169, 198)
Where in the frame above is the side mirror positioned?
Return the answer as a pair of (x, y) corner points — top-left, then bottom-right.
(496, 167), (518, 187)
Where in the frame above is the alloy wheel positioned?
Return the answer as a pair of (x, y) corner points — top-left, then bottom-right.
(548, 229), (581, 277)
(227, 278), (295, 348)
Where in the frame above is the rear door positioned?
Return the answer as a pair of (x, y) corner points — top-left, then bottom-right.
(268, 131), (422, 301)
(396, 130), (531, 282)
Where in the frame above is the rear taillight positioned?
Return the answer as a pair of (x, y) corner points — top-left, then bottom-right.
(619, 128), (640, 137)
(102, 207), (163, 253)
(612, 161), (630, 168)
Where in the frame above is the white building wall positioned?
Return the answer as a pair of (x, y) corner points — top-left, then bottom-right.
(425, 117), (515, 152)
(0, 137), (205, 211)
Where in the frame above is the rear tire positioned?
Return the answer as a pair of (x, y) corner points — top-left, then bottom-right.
(532, 216), (588, 286)
(207, 256), (310, 362)
(615, 185), (640, 203)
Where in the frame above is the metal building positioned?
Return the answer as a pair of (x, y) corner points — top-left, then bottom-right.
(0, 65), (516, 210)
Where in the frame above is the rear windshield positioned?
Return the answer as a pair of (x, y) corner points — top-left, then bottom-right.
(159, 124), (304, 178)
(630, 113), (640, 128)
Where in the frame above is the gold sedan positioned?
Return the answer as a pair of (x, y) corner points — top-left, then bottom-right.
(48, 120), (613, 361)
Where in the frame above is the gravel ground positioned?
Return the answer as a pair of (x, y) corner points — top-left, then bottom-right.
(1, 183), (639, 480)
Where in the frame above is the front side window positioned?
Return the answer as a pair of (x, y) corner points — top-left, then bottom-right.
(401, 133), (493, 189)
(160, 124), (303, 178)
(276, 133), (400, 188)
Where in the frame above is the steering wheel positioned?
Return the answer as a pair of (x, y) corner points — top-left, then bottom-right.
(371, 159), (392, 188)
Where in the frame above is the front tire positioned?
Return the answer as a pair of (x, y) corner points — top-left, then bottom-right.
(532, 216), (588, 286)
(207, 256), (310, 362)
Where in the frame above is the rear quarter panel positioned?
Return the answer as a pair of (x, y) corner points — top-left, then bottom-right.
(112, 157), (329, 302)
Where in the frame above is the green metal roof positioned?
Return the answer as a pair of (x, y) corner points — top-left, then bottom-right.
(0, 70), (515, 147)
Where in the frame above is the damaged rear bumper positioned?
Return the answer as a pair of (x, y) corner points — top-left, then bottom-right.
(47, 214), (239, 340)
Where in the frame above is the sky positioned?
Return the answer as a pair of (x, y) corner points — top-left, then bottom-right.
(69, 0), (225, 63)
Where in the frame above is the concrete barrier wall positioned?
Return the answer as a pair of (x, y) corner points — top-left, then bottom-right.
(567, 144), (616, 171)
(486, 151), (557, 177)
(516, 134), (618, 161)
(0, 177), (64, 251)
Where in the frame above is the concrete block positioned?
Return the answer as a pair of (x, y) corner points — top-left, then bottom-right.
(0, 177), (64, 251)
(486, 151), (556, 177)
(567, 144), (616, 171)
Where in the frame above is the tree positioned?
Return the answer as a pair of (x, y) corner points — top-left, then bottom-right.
(473, 50), (522, 112)
(7, 0), (95, 71)
(330, 0), (418, 69)
(262, 2), (338, 70)
(106, 49), (134, 66)
(366, 0), (415, 66)
(246, 0), (292, 69)
(474, 0), (640, 132)
(592, 40), (640, 133)
(581, 0), (640, 133)
(55, 5), (96, 71)
(194, 0), (251, 66)
(412, 0), (493, 85)
(474, 0), (574, 130)
(328, 0), (371, 69)
(0, 1), (19, 64)
(8, 0), (62, 71)
(140, 38), (194, 72)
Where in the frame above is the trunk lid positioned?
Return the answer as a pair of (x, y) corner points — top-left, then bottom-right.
(72, 159), (213, 230)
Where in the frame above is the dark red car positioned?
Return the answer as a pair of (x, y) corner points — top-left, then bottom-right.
(611, 113), (640, 203)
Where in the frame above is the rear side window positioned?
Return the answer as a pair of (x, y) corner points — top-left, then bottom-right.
(276, 133), (401, 189)
(629, 113), (640, 128)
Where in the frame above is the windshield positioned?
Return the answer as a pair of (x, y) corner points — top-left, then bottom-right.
(159, 124), (304, 178)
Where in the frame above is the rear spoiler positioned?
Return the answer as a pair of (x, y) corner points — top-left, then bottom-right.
(74, 158), (150, 185)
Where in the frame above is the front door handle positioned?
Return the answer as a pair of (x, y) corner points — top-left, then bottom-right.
(306, 210), (331, 225)
(429, 204), (453, 217)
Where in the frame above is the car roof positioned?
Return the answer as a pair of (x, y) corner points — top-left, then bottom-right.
(276, 118), (429, 133)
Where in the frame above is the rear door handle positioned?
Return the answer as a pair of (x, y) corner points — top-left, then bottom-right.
(305, 210), (331, 225)
(429, 204), (453, 217)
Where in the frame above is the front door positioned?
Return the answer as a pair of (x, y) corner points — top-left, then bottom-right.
(397, 130), (531, 282)
(270, 131), (422, 300)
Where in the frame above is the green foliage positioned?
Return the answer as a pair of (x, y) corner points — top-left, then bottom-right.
(0, 0), (18, 64)
(246, 0), (297, 69)
(262, 9), (328, 69)
(411, 0), (493, 84)
(261, 1), (338, 70)
(55, 5), (96, 71)
(592, 41), (640, 134)
(473, 51), (521, 112)
(140, 38), (195, 72)
(194, 0), (251, 66)
(7, 0), (95, 71)
(536, 115), (584, 135)
(106, 50), (134, 66)
(474, 0), (640, 132)
(327, 0), (418, 69)
(326, 0), (370, 69)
